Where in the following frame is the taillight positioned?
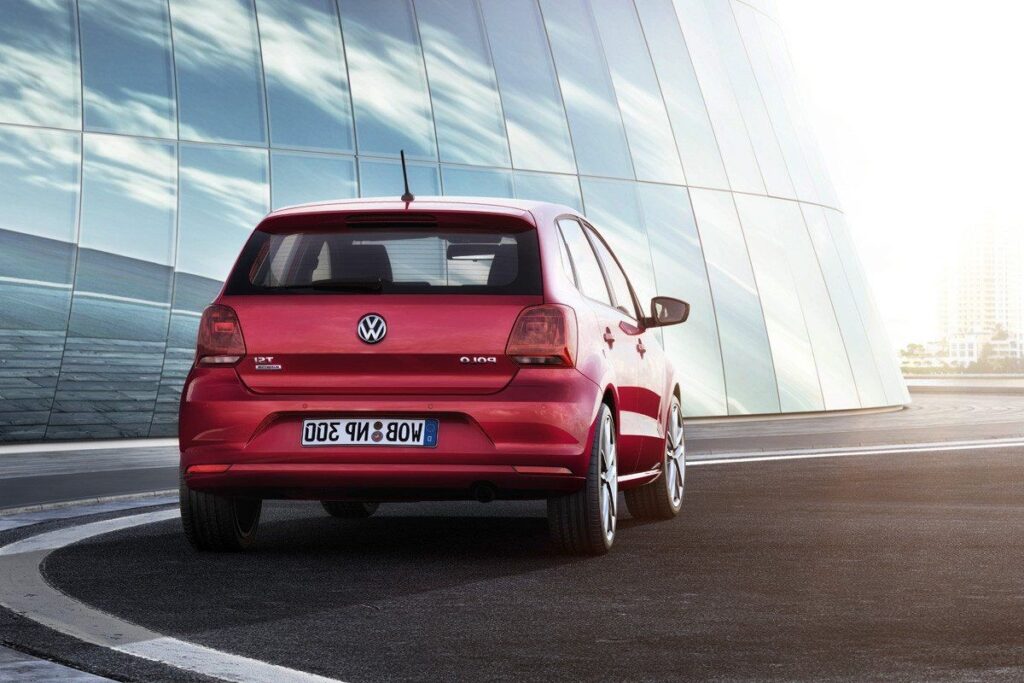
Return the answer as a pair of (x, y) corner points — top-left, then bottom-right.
(506, 304), (577, 367)
(196, 304), (246, 366)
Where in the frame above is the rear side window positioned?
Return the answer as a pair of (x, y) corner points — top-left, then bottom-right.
(557, 219), (611, 306)
(226, 227), (541, 295)
(587, 227), (639, 320)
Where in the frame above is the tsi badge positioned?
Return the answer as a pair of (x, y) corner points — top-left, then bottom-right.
(461, 356), (497, 364)
(254, 356), (282, 371)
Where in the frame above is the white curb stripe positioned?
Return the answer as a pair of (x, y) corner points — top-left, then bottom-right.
(690, 437), (1024, 466)
(0, 510), (343, 683)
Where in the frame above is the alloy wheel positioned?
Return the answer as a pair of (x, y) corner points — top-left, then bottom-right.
(598, 412), (618, 542)
(664, 402), (685, 508)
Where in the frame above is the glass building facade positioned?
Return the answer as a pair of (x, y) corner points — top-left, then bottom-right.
(0, 0), (907, 441)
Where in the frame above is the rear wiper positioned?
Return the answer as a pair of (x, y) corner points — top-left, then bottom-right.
(282, 277), (384, 292)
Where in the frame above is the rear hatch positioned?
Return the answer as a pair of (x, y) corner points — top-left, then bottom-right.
(222, 208), (543, 395)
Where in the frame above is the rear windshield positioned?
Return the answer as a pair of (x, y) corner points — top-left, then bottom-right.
(225, 227), (541, 295)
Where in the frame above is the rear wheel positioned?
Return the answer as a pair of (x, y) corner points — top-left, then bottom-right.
(625, 396), (685, 520)
(321, 501), (379, 518)
(180, 477), (262, 551)
(548, 403), (617, 555)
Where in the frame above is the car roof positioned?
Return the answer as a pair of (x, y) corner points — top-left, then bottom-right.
(265, 196), (579, 220)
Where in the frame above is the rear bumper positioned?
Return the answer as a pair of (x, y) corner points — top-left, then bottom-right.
(179, 367), (601, 500)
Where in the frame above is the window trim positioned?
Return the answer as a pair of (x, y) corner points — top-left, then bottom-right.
(578, 219), (644, 322)
(555, 216), (614, 308)
(554, 222), (579, 287)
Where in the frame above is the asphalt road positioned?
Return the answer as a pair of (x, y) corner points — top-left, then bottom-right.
(8, 444), (1020, 682)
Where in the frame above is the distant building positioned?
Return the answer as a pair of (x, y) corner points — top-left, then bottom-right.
(941, 225), (1024, 340)
(934, 225), (1024, 369)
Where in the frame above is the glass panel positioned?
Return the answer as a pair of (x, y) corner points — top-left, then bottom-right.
(735, 195), (822, 412)
(538, 0), (632, 179)
(415, 0), (510, 166)
(270, 151), (357, 209)
(358, 158), (440, 198)
(441, 166), (513, 198)
(672, 0), (763, 194)
(53, 136), (177, 440)
(339, 0), (436, 159)
(731, 3), (817, 203)
(478, 0), (576, 173)
(771, 201), (859, 409)
(579, 178), (656, 307)
(0, 126), (79, 441)
(513, 172), (581, 211)
(689, 188), (778, 414)
(825, 210), (909, 404)
(589, 0), (684, 184)
(78, 135), (176, 265)
(169, 0), (267, 144)
(757, 16), (839, 208)
(176, 145), (270, 282)
(80, 0), (176, 138)
(0, 0), (80, 129)
(256, 0), (354, 152)
(702, 0), (793, 198)
(638, 184), (727, 416)
(634, 0), (728, 190)
(557, 219), (611, 306)
(0, 126), (80, 243)
(802, 204), (886, 406)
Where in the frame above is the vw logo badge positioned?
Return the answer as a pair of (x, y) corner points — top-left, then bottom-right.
(357, 313), (387, 344)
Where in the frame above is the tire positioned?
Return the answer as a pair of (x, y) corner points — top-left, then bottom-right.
(321, 501), (379, 518)
(548, 403), (618, 555)
(180, 476), (262, 552)
(625, 395), (685, 521)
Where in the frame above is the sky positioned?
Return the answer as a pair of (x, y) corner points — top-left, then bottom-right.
(773, 0), (1024, 348)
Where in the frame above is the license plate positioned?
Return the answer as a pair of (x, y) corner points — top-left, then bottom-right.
(301, 418), (438, 447)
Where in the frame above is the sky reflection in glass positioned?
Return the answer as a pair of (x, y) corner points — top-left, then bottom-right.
(270, 152), (357, 209)
(80, 0), (176, 139)
(479, 0), (576, 174)
(340, 0), (436, 160)
(735, 194), (822, 412)
(690, 188), (778, 415)
(170, 0), (267, 144)
(639, 184), (728, 416)
(590, 0), (684, 184)
(79, 134), (176, 265)
(0, 126), (80, 242)
(177, 145), (269, 281)
(442, 166), (514, 198)
(0, 0), (80, 129)
(634, 0), (729, 189)
(257, 0), (354, 152)
(539, 0), (632, 179)
(415, 0), (510, 167)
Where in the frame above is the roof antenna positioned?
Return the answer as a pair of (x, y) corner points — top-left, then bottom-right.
(400, 150), (415, 203)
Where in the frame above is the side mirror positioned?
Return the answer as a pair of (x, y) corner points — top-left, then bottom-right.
(647, 297), (689, 327)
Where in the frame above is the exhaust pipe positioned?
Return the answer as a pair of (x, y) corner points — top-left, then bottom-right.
(471, 482), (497, 503)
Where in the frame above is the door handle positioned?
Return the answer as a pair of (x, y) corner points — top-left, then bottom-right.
(603, 328), (615, 347)
(636, 340), (646, 358)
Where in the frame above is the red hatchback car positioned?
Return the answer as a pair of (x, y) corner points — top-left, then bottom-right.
(179, 198), (689, 555)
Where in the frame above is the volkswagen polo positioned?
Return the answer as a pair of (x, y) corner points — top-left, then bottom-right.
(179, 197), (690, 555)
